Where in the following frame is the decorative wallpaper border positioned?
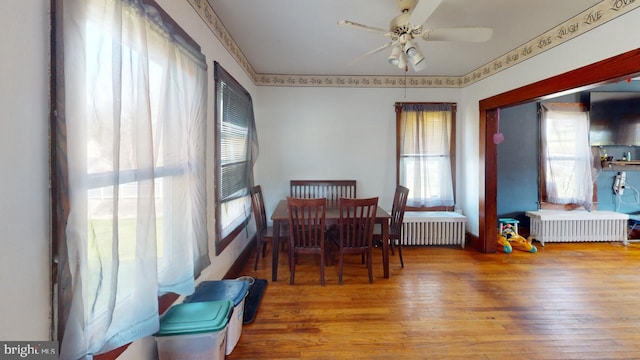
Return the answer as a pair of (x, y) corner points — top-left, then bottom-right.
(189, 0), (639, 88)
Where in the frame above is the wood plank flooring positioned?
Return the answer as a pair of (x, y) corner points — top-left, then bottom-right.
(227, 241), (640, 359)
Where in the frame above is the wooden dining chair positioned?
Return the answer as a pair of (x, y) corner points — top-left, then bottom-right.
(250, 185), (287, 270)
(373, 185), (409, 268)
(332, 197), (378, 284)
(287, 196), (328, 285)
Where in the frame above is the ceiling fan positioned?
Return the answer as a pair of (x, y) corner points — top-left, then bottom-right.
(338, 0), (493, 72)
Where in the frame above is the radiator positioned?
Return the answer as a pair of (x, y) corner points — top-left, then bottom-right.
(525, 210), (629, 246)
(401, 211), (467, 248)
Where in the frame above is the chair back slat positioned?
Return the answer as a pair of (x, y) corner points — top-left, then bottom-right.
(390, 185), (410, 235)
(290, 180), (356, 207)
(250, 185), (268, 234)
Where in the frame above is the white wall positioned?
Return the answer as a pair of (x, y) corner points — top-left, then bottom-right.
(253, 86), (461, 215)
(0, 0), (52, 340)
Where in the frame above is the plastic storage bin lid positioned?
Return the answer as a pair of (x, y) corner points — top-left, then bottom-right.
(184, 280), (249, 307)
(155, 300), (233, 336)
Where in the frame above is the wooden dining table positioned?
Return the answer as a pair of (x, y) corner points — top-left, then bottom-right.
(270, 199), (391, 281)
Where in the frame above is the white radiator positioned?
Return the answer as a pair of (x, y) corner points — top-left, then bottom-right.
(401, 211), (467, 248)
(525, 210), (629, 246)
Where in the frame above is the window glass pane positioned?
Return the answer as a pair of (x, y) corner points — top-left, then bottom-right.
(401, 157), (446, 200)
(398, 104), (454, 208)
(220, 196), (251, 239)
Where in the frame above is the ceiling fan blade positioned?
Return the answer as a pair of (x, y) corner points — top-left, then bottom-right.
(409, 0), (443, 27)
(338, 20), (389, 35)
(348, 42), (396, 66)
(422, 27), (493, 42)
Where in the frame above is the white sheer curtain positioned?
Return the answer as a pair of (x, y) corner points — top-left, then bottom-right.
(399, 104), (454, 208)
(60, 0), (208, 358)
(540, 103), (594, 210)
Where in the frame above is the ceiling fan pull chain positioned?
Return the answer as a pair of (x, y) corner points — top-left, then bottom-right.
(404, 69), (407, 98)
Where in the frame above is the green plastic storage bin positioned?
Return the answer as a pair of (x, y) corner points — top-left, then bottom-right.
(155, 300), (233, 360)
(184, 280), (250, 355)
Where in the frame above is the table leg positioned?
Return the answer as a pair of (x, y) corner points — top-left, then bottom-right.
(272, 220), (280, 281)
(382, 219), (389, 278)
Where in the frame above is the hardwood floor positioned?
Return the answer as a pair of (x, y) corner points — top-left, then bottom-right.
(227, 241), (640, 359)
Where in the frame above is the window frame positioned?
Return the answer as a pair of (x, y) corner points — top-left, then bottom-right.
(213, 62), (256, 254)
(395, 102), (457, 211)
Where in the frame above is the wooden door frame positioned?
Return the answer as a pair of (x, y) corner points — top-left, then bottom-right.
(476, 48), (640, 253)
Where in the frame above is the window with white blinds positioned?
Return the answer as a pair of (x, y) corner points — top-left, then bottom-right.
(214, 62), (258, 253)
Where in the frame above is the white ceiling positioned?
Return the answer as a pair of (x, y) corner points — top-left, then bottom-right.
(207, 0), (603, 78)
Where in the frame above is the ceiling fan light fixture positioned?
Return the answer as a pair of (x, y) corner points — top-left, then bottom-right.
(388, 45), (402, 66)
(411, 52), (426, 71)
(410, 49), (424, 64)
(403, 40), (417, 57)
(408, 42), (426, 71)
(397, 52), (407, 70)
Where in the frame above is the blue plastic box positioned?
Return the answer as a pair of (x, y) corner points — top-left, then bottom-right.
(155, 300), (233, 360)
(184, 280), (250, 355)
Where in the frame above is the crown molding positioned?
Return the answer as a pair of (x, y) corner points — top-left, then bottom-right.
(189, 0), (640, 88)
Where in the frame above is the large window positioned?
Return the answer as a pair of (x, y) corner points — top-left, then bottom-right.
(214, 62), (258, 254)
(396, 103), (456, 210)
(539, 103), (594, 209)
(55, 0), (208, 357)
